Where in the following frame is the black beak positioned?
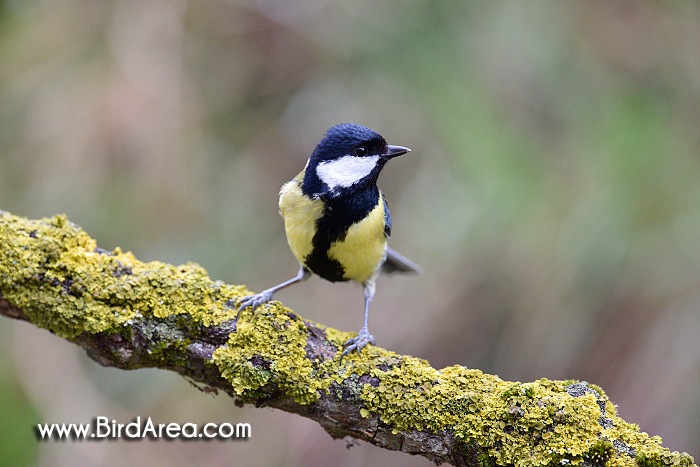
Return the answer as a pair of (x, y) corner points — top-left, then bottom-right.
(384, 144), (411, 159)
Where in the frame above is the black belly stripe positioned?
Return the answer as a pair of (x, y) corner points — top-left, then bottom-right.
(304, 186), (381, 282)
(305, 251), (345, 282)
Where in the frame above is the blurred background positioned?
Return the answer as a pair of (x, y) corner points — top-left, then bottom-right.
(1, 0), (699, 465)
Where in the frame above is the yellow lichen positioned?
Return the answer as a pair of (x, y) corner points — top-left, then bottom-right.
(0, 211), (244, 338)
(1, 211), (696, 467)
(212, 303), (337, 405)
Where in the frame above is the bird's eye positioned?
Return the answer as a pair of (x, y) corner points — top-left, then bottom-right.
(354, 147), (368, 157)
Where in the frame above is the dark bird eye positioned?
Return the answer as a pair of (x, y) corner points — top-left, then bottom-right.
(354, 147), (368, 157)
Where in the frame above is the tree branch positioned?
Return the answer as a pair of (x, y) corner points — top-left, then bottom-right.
(0, 210), (695, 467)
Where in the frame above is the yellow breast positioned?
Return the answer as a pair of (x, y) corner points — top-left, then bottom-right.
(278, 173), (323, 266)
(327, 199), (386, 283)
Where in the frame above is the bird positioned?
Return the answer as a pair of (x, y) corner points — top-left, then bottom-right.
(235, 123), (420, 358)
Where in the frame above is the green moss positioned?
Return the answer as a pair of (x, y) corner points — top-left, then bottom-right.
(584, 439), (615, 464)
(149, 333), (193, 368)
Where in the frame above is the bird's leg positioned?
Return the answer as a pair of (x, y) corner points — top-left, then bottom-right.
(341, 279), (377, 359)
(233, 266), (310, 328)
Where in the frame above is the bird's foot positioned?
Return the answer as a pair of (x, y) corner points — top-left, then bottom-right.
(237, 290), (274, 311)
(233, 290), (274, 329)
(341, 330), (375, 360)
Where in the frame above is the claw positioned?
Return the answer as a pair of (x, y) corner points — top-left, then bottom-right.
(233, 290), (274, 328)
(340, 331), (375, 361)
(237, 290), (273, 312)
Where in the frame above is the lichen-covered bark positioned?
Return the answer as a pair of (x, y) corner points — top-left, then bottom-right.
(0, 210), (695, 467)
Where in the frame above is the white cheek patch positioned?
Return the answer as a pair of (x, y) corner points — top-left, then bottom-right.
(316, 155), (380, 189)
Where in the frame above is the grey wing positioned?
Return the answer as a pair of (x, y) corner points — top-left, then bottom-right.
(380, 193), (421, 274)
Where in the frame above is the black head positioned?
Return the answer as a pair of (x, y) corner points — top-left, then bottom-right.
(302, 123), (410, 197)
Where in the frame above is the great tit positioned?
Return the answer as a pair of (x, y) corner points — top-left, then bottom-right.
(235, 123), (420, 358)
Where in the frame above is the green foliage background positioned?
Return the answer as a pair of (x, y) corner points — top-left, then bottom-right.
(1, 1), (698, 465)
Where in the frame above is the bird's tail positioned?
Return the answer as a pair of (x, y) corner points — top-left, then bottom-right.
(381, 247), (422, 274)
